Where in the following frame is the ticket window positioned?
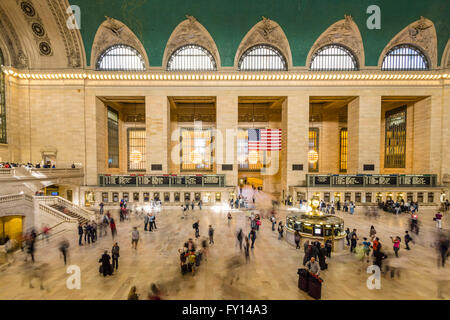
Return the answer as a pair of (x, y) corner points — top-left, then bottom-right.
(215, 192), (221, 202)
(229, 193), (235, 201)
(184, 193), (191, 201)
(345, 192), (351, 201)
(123, 192), (129, 202)
(112, 192), (119, 203)
(386, 193), (393, 201)
(428, 192), (434, 203)
(164, 192), (170, 202)
(417, 192), (424, 203)
(67, 190), (73, 202)
(133, 192), (139, 202)
(355, 192), (361, 203)
(0, 216), (23, 250)
(143, 192), (150, 202)
(195, 193), (201, 201)
(297, 192), (305, 203)
(102, 192), (109, 203)
(376, 193), (382, 202)
(85, 191), (95, 207)
(324, 192), (330, 203)
(154, 192), (160, 201)
(396, 193), (404, 202)
(407, 192), (413, 203)
(174, 192), (180, 202)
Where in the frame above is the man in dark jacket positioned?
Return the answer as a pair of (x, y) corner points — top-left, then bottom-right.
(318, 244), (328, 270)
(99, 250), (112, 276)
(112, 243), (120, 270)
(249, 228), (257, 248)
(78, 223), (83, 246)
(193, 221), (200, 238)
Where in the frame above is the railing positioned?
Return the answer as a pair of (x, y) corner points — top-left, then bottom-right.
(38, 202), (78, 223)
(0, 168), (14, 176)
(30, 168), (83, 176)
(35, 196), (95, 221)
(0, 193), (34, 204)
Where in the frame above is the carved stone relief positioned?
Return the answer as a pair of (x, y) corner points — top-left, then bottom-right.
(162, 16), (221, 69)
(307, 15), (364, 68)
(441, 39), (450, 69)
(15, 0), (53, 56)
(90, 17), (149, 68)
(234, 17), (292, 69)
(0, 6), (28, 68)
(379, 17), (437, 69)
(46, 0), (85, 68)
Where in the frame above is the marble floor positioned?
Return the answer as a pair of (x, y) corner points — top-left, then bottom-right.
(0, 204), (449, 300)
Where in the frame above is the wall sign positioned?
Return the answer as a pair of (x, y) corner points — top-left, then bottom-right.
(307, 174), (437, 188)
(98, 174), (225, 187)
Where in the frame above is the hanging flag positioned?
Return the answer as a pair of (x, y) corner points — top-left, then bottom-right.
(248, 128), (282, 151)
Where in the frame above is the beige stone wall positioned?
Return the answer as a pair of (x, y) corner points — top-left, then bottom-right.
(321, 110), (340, 173)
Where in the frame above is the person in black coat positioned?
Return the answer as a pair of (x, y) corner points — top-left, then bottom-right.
(78, 223), (83, 246)
(318, 244), (328, 270)
(311, 242), (320, 259)
(303, 243), (313, 266)
(99, 250), (113, 276)
(325, 239), (332, 258)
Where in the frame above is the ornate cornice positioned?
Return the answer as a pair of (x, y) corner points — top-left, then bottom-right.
(0, 6), (28, 68)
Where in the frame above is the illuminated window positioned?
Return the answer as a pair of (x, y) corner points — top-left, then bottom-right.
(310, 44), (358, 71)
(96, 44), (145, 71)
(385, 106), (406, 168)
(167, 45), (216, 71)
(127, 128), (146, 171)
(237, 128), (265, 170)
(181, 128), (213, 171)
(308, 128), (319, 172)
(107, 107), (119, 168)
(339, 128), (348, 172)
(0, 49), (6, 144)
(238, 45), (287, 71)
(382, 44), (429, 71)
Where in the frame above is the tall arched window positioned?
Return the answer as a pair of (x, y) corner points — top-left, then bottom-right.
(96, 44), (146, 71)
(382, 44), (429, 71)
(238, 45), (287, 71)
(167, 45), (216, 71)
(310, 44), (358, 71)
(0, 49), (6, 144)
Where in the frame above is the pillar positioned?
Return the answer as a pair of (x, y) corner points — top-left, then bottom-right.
(348, 95), (381, 174)
(216, 95), (238, 187)
(145, 96), (170, 174)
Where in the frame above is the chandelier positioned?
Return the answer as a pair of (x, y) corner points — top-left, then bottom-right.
(308, 150), (319, 164)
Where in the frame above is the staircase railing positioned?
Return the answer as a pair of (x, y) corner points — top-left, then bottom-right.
(38, 202), (78, 224)
(0, 193), (34, 204)
(35, 196), (95, 222)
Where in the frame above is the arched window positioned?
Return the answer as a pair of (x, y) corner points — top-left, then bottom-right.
(382, 44), (429, 71)
(96, 44), (145, 71)
(167, 45), (216, 71)
(238, 45), (287, 71)
(0, 49), (6, 143)
(310, 44), (358, 71)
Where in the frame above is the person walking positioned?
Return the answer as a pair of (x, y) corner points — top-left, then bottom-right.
(369, 226), (377, 241)
(325, 239), (332, 258)
(404, 231), (413, 250)
(131, 227), (139, 250)
(349, 229), (358, 253)
(244, 237), (250, 263)
(99, 202), (104, 215)
(434, 212), (443, 229)
(78, 223), (83, 246)
(112, 243), (120, 270)
(208, 225), (214, 245)
(237, 229), (243, 251)
(59, 239), (70, 265)
(99, 250), (112, 277)
(271, 216), (276, 231)
(391, 236), (401, 257)
(110, 218), (117, 240)
(294, 231), (301, 249)
(278, 222), (284, 240)
(144, 214), (149, 231)
(227, 212), (232, 226)
(193, 220), (200, 238)
(362, 237), (371, 262)
(345, 227), (350, 246)
(150, 214), (157, 231)
(191, 200), (195, 210)
(249, 228), (256, 249)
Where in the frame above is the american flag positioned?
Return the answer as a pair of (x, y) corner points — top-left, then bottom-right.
(248, 128), (282, 151)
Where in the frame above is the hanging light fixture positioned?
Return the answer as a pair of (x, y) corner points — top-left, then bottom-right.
(248, 102), (259, 165)
(130, 103), (142, 164)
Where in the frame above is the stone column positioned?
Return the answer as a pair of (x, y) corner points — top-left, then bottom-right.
(145, 96), (170, 174)
(283, 95), (309, 190)
(348, 95), (381, 174)
(216, 95), (238, 187)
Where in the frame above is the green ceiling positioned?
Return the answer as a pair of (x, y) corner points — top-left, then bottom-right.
(70, 0), (450, 68)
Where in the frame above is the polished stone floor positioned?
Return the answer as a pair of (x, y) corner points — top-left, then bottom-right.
(0, 203), (449, 300)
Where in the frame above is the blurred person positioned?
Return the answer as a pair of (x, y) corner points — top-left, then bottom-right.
(131, 227), (139, 250)
(362, 237), (371, 262)
(278, 221), (284, 240)
(41, 224), (50, 242)
(59, 239), (70, 265)
(244, 237), (250, 263)
(99, 202), (104, 215)
(294, 231), (301, 249)
(193, 220), (200, 238)
(148, 283), (162, 300)
(144, 213), (149, 231)
(318, 244), (328, 270)
(201, 238), (209, 261)
(112, 242), (120, 270)
(437, 235), (449, 268)
(78, 222), (83, 246)
(128, 286), (139, 300)
(434, 212), (443, 229)
(28, 263), (49, 290)
(227, 212), (232, 226)
(350, 229), (358, 253)
(404, 231), (413, 250)
(236, 229), (243, 251)
(208, 225), (214, 244)
(99, 250), (113, 276)
(249, 228), (257, 249)
(110, 218), (117, 240)
(369, 226), (377, 241)
(390, 236), (401, 257)
(325, 239), (332, 258)
(150, 213), (157, 231)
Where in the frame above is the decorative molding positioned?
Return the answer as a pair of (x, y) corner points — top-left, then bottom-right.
(90, 17), (149, 69)
(378, 17), (437, 69)
(162, 16), (221, 69)
(306, 15), (365, 68)
(0, 6), (28, 68)
(46, 0), (86, 68)
(442, 39), (450, 69)
(234, 17), (292, 69)
(16, 0), (53, 56)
